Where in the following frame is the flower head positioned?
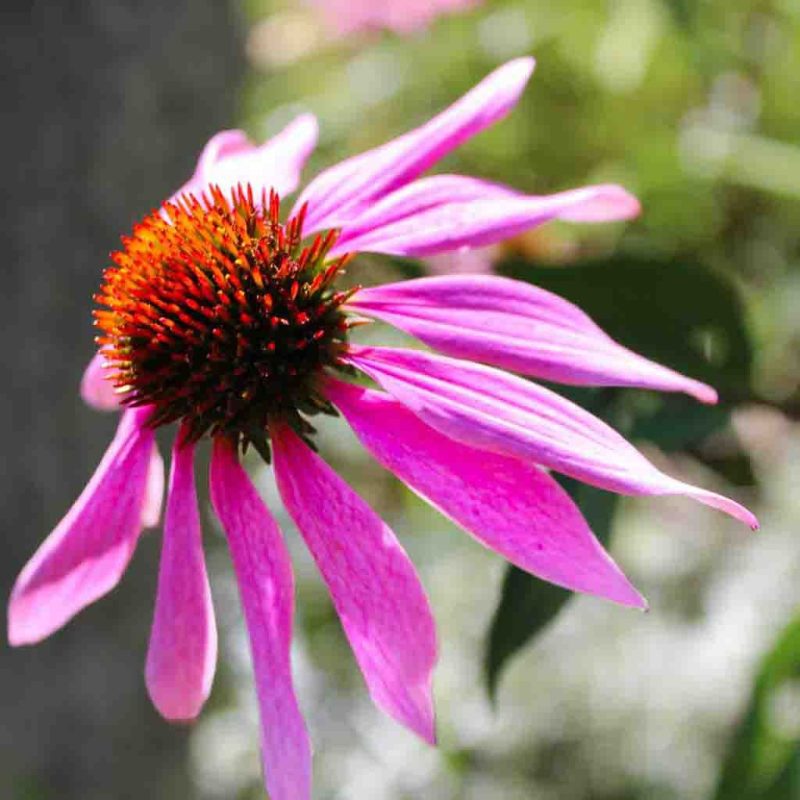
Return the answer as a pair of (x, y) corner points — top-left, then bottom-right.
(9, 58), (757, 800)
(95, 187), (352, 444)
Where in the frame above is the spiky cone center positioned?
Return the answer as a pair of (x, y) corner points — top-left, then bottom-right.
(94, 185), (355, 449)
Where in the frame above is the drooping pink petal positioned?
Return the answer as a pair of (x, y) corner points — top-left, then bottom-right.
(141, 444), (165, 529)
(209, 438), (310, 800)
(344, 346), (758, 528)
(8, 407), (155, 646)
(336, 175), (518, 241)
(146, 433), (217, 721)
(80, 350), (120, 411)
(330, 184), (640, 258)
(272, 423), (438, 742)
(347, 274), (716, 403)
(171, 114), (319, 206)
(293, 58), (535, 232)
(326, 379), (645, 608)
(79, 351), (164, 526)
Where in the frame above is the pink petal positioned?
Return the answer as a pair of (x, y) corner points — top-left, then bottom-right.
(348, 274), (716, 403)
(313, 0), (480, 35)
(79, 350), (164, 527)
(80, 350), (121, 411)
(141, 444), (165, 529)
(344, 346), (758, 529)
(326, 379), (645, 608)
(336, 175), (518, 241)
(8, 407), (155, 645)
(330, 184), (640, 258)
(293, 58), (535, 232)
(272, 423), (438, 742)
(194, 130), (254, 174)
(209, 438), (311, 800)
(146, 434), (217, 721)
(171, 114), (319, 205)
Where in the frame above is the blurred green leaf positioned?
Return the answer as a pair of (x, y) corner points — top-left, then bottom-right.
(484, 474), (619, 700)
(484, 565), (571, 702)
(762, 748), (800, 800)
(692, 448), (757, 489)
(661, 0), (695, 31)
(713, 613), (800, 800)
(627, 395), (756, 488)
(628, 396), (730, 451)
(500, 256), (753, 398)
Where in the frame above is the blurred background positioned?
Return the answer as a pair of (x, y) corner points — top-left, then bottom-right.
(3, 0), (800, 797)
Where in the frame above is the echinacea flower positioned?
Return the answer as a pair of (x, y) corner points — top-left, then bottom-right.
(9, 58), (757, 800)
(309, 0), (481, 36)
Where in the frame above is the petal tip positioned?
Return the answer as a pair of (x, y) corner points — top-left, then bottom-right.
(145, 683), (206, 724)
(559, 184), (642, 223)
(507, 55), (536, 80)
(369, 680), (437, 746)
(487, 57), (536, 103)
(145, 633), (216, 723)
(295, 111), (319, 133)
(606, 579), (648, 611)
(80, 351), (121, 411)
(7, 609), (31, 647)
(405, 697), (437, 746)
(724, 500), (760, 531)
(421, 707), (438, 747)
(423, 722), (438, 747)
(682, 484), (759, 529)
(619, 189), (642, 220)
(601, 185), (641, 220)
(692, 383), (719, 405)
(7, 591), (56, 647)
(281, 112), (320, 152)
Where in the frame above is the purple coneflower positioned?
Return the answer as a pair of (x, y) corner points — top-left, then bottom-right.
(9, 59), (756, 799)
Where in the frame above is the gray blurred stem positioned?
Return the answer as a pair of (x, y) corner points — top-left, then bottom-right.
(0, 2), (244, 797)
